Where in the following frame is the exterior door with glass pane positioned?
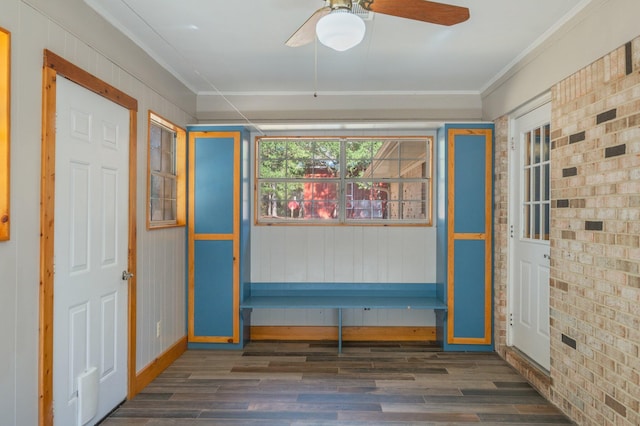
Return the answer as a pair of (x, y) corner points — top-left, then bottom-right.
(511, 102), (551, 370)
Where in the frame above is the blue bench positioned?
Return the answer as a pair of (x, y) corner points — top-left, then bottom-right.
(241, 282), (447, 352)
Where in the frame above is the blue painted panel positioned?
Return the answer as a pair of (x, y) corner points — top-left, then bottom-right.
(194, 136), (235, 234)
(452, 239), (486, 338)
(247, 282), (438, 297)
(454, 134), (486, 233)
(193, 240), (234, 336)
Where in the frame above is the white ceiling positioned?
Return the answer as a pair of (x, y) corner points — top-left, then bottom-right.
(85, 0), (589, 124)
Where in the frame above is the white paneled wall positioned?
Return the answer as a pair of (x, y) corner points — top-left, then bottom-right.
(251, 226), (437, 283)
(0, 1), (193, 424)
(250, 226), (437, 326)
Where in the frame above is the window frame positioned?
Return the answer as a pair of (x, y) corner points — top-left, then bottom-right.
(254, 136), (433, 226)
(146, 111), (186, 229)
(0, 28), (10, 241)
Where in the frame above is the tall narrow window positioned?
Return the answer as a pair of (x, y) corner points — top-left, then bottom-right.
(147, 111), (186, 228)
(0, 28), (10, 241)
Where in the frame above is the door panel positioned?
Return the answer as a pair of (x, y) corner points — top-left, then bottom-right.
(188, 131), (240, 344)
(510, 102), (551, 370)
(444, 127), (493, 349)
(54, 76), (129, 425)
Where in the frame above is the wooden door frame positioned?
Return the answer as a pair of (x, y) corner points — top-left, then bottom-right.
(39, 49), (138, 426)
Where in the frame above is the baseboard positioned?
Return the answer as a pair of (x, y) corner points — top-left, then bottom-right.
(132, 336), (187, 396)
(250, 326), (436, 342)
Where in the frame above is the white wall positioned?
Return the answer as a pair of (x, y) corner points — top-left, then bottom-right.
(482, 0), (640, 119)
(0, 1), (194, 424)
(249, 129), (438, 327)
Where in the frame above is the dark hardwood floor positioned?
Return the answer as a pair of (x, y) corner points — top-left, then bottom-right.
(101, 341), (573, 425)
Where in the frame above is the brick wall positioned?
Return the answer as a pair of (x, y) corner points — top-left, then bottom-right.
(548, 37), (640, 426)
(494, 36), (640, 425)
(493, 115), (509, 357)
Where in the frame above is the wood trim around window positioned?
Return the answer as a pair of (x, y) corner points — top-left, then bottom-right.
(0, 28), (10, 241)
(146, 110), (186, 229)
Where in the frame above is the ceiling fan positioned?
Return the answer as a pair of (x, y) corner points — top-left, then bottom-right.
(286, 0), (470, 51)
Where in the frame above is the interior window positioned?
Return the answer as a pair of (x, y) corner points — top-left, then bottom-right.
(147, 111), (186, 229)
(256, 136), (432, 225)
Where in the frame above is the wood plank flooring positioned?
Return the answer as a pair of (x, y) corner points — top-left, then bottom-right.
(101, 341), (573, 425)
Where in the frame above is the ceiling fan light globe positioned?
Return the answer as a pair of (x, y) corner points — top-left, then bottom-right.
(316, 10), (366, 52)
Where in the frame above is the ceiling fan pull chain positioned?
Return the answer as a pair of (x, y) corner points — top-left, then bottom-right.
(314, 37), (318, 98)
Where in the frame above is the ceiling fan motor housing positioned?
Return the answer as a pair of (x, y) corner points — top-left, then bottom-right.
(329, 0), (353, 11)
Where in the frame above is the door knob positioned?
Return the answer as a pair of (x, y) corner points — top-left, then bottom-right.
(122, 270), (135, 280)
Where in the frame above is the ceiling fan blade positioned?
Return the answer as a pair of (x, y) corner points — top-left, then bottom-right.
(285, 6), (332, 47)
(358, 0), (469, 26)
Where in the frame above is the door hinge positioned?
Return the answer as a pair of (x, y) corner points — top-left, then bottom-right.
(510, 224), (514, 238)
(510, 136), (516, 151)
(509, 312), (514, 327)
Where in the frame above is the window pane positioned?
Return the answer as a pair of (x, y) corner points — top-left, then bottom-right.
(533, 128), (542, 165)
(348, 199), (385, 219)
(543, 203), (550, 241)
(524, 168), (531, 203)
(543, 163), (549, 202)
(534, 203), (541, 239)
(163, 200), (174, 221)
(524, 131), (532, 166)
(523, 204), (531, 239)
(258, 182), (285, 218)
(161, 148), (173, 175)
(150, 174), (163, 198)
(164, 176), (174, 199)
(150, 125), (161, 172)
(304, 161), (338, 179)
(150, 198), (163, 221)
(259, 158), (285, 179)
(161, 128), (174, 173)
(543, 124), (550, 162)
(374, 140), (399, 160)
(303, 181), (339, 219)
(533, 165), (541, 202)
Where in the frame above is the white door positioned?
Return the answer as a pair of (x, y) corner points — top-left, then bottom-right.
(53, 76), (129, 425)
(510, 102), (551, 370)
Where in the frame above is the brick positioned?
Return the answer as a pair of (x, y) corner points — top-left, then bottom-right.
(585, 221), (603, 231)
(562, 334), (577, 349)
(605, 394), (627, 417)
(569, 131), (586, 144)
(605, 118), (628, 133)
(625, 42), (633, 75)
(597, 109), (617, 124)
(604, 144), (626, 157)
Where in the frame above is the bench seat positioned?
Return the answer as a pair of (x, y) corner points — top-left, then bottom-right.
(241, 283), (446, 352)
(242, 295), (445, 310)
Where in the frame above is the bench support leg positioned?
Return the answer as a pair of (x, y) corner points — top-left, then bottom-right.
(338, 308), (343, 354)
